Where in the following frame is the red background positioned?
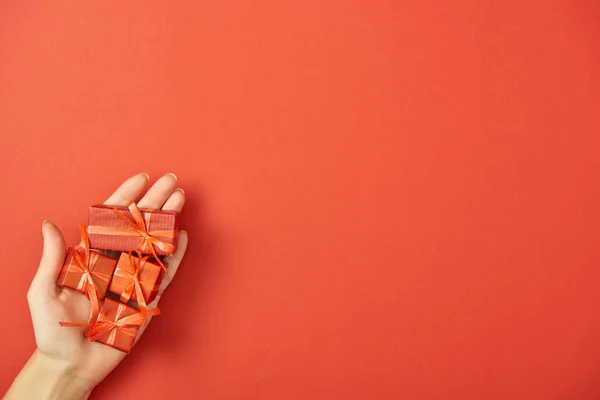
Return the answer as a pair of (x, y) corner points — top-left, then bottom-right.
(1, 1), (600, 399)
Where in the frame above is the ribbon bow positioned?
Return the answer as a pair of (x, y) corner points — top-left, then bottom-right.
(88, 202), (174, 274)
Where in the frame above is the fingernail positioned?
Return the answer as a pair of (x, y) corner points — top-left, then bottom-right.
(176, 188), (185, 195)
(140, 173), (150, 180)
(41, 220), (48, 232)
(166, 173), (178, 181)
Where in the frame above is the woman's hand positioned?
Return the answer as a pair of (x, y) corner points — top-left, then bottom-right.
(4, 173), (188, 400)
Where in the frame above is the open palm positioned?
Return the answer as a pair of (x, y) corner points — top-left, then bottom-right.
(26, 173), (188, 388)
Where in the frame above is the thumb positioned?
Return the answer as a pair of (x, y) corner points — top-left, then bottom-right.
(31, 221), (67, 293)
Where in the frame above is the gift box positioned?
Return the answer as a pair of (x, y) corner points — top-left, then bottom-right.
(56, 225), (117, 299)
(56, 225), (118, 324)
(87, 202), (179, 257)
(85, 298), (156, 353)
(56, 247), (117, 299)
(109, 252), (164, 306)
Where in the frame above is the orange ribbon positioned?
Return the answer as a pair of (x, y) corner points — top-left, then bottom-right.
(60, 225), (109, 323)
(116, 251), (160, 311)
(87, 202), (174, 274)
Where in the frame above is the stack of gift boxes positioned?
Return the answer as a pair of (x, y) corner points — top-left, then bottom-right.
(56, 202), (179, 353)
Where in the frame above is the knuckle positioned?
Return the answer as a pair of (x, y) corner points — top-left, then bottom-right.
(26, 285), (39, 303)
(26, 288), (34, 302)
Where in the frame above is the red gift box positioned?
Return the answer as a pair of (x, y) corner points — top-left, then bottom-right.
(56, 225), (118, 323)
(87, 202), (179, 257)
(85, 298), (158, 353)
(109, 252), (164, 306)
(56, 247), (117, 299)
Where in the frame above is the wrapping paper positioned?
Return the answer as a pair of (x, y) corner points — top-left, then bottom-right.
(87, 202), (179, 257)
(109, 252), (164, 306)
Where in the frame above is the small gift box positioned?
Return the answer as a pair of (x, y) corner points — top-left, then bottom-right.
(56, 226), (117, 300)
(85, 298), (158, 353)
(109, 252), (164, 306)
(87, 202), (179, 257)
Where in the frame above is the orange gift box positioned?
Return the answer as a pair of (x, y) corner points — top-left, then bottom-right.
(109, 252), (164, 305)
(85, 298), (153, 353)
(87, 202), (179, 256)
(56, 234), (117, 300)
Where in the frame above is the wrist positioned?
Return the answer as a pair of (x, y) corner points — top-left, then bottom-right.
(5, 350), (94, 400)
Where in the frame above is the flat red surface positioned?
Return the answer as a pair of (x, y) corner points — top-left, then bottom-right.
(1, 1), (600, 399)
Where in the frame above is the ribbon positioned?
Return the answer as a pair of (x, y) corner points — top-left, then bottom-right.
(116, 251), (161, 311)
(60, 225), (110, 323)
(87, 202), (174, 274)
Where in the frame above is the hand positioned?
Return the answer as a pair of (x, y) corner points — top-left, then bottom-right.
(5, 173), (188, 400)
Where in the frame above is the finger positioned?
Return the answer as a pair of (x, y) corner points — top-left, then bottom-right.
(161, 189), (185, 212)
(137, 173), (177, 209)
(104, 173), (150, 206)
(30, 221), (66, 295)
(135, 230), (188, 340)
